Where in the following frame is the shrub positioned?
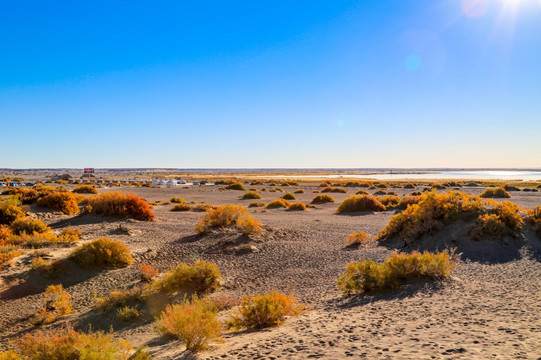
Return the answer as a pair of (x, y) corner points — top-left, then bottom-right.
(61, 226), (82, 242)
(344, 231), (373, 247)
(404, 183), (416, 189)
(410, 191), (422, 196)
(282, 192), (296, 200)
(32, 258), (66, 278)
(248, 202), (265, 208)
(152, 260), (221, 295)
(378, 196), (401, 209)
(157, 297), (221, 352)
(504, 184), (521, 191)
(311, 194), (335, 204)
(526, 206), (541, 237)
(225, 182), (246, 191)
(377, 191), (485, 242)
(69, 238), (133, 268)
(294, 189), (304, 194)
(266, 199), (291, 209)
(287, 202), (307, 211)
(0, 203), (25, 225)
(10, 218), (50, 235)
(195, 204), (262, 235)
(480, 187), (511, 198)
(37, 192), (79, 215)
(117, 306), (143, 322)
(355, 190), (369, 195)
(31, 285), (72, 325)
(171, 204), (192, 211)
(491, 201), (523, 230)
(0, 246), (22, 269)
(470, 214), (507, 240)
(336, 195), (386, 213)
(11, 327), (136, 359)
(321, 187), (347, 194)
(88, 192), (154, 221)
(274, 187), (284, 192)
(73, 185), (98, 194)
(344, 181), (362, 187)
(376, 183), (389, 188)
(397, 195), (421, 210)
(139, 263), (159, 282)
(227, 292), (306, 331)
(193, 204), (213, 212)
(170, 197), (186, 203)
(241, 191), (262, 200)
(337, 250), (456, 295)
(373, 189), (387, 195)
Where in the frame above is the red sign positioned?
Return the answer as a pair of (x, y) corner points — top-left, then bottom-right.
(84, 168), (94, 174)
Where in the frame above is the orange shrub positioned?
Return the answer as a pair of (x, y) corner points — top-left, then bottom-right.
(344, 231), (373, 246)
(470, 214), (506, 240)
(171, 204), (192, 211)
(355, 190), (369, 195)
(397, 195), (421, 210)
(37, 192), (79, 215)
(336, 195), (386, 213)
(311, 194), (335, 204)
(378, 195), (401, 209)
(88, 192), (155, 221)
(287, 202), (307, 211)
(170, 197), (186, 203)
(0, 203), (25, 225)
(321, 187), (348, 194)
(31, 285), (71, 325)
(139, 263), (159, 282)
(72, 185), (98, 194)
(266, 199), (291, 209)
(195, 204), (262, 235)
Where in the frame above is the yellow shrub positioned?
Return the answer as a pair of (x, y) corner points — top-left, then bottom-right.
(152, 260), (221, 295)
(227, 292), (306, 330)
(32, 258), (66, 278)
(61, 226), (82, 242)
(157, 296), (221, 352)
(311, 194), (335, 204)
(0, 246), (22, 269)
(397, 195), (421, 210)
(225, 182), (246, 191)
(139, 263), (159, 282)
(337, 250), (457, 295)
(195, 204), (262, 235)
(526, 206), (541, 237)
(170, 197), (186, 203)
(241, 191), (262, 200)
(266, 199), (291, 209)
(37, 192), (80, 215)
(69, 238), (133, 268)
(282, 192), (296, 200)
(0, 203), (25, 225)
(10, 218), (50, 235)
(378, 195), (401, 209)
(344, 231), (373, 246)
(321, 187), (348, 194)
(95, 287), (143, 310)
(471, 214), (506, 240)
(248, 202), (265, 208)
(171, 204), (192, 211)
(31, 285), (71, 325)
(492, 201), (523, 230)
(117, 306), (143, 322)
(294, 189), (304, 194)
(480, 187), (511, 198)
(72, 185), (98, 194)
(373, 189), (387, 195)
(336, 195), (386, 213)
(355, 190), (369, 195)
(287, 202), (307, 211)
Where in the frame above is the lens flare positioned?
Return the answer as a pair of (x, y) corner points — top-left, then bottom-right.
(461, 0), (490, 17)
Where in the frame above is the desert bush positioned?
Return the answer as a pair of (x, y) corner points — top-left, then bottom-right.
(337, 250), (456, 295)
(248, 202), (265, 208)
(321, 187), (347, 194)
(195, 204), (262, 235)
(287, 202), (307, 211)
(397, 195), (421, 210)
(193, 204), (213, 212)
(480, 187), (511, 198)
(526, 206), (541, 237)
(117, 306), (143, 322)
(260, 188), (267, 192)
(404, 183), (416, 189)
(343, 181), (362, 187)
(286, 181), (300, 186)
(336, 195), (386, 213)
(504, 184), (521, 191)
(72, 185), (98, 194)
(312, 190), (320, 193)
(378, 196), (401, 209)
(171, 204), (192, 211)
(32, 258), (66, 278)
(0, 246), (22, 269)
(31, 285), (72, 325)
(266, 199), (291, 209)
(294, 189), (304, 194)
(227, 292), (306, 331)
(241, 191), (262, 200)
(88, 192), (154, 221)
(61, 226), (82, 242)
(37, 192), (79, 215)
(152, 260), (221, 295)
(139, 263), (159, 282)
(410, 191), (422, 196)
(282, 192), (296, 200)
(225, 182), (246, 191)
(10, 218), (50, 235)
(377, 191), (485, 242)
(170, 197), (186, 203)
(344, 231), (373, 247)
(319, 182), (331, 187)
(69, 238), (133, 268)
(274, 187), (284, 192)
(373, 189), (387, 196)
(491, 201), (523, 230)
(355, 190), (369, 195)
(311, 194), (335, 204)
(376, 183), (389, 188)
(0, 203), (25, 225)
(157, 296), (221, 352)
(470, 214), (507, 240)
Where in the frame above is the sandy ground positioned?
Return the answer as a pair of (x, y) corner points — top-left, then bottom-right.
(1, 183), (540, 359)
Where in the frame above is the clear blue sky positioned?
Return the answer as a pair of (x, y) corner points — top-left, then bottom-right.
(1, 0), (540, 168)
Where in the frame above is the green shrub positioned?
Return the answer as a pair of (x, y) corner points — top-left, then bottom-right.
(152, 260), (221, 295)
(336, 195), (386, 213)
(241, 191), (262, 200)
(311, 194), (335, 204)
(337, 250), (456, 295)
(69, 238), (133, 268)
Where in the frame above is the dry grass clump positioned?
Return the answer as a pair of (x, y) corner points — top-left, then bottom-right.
(69, 238), (133, 268)
(117, 306), (143, 322)
(37, 192), (80, 215)
(526, 206), (541, 237)
(1, 327), (142, 359)
(0, 203), (25, 225)
(248, 202), (265, 208)
(294, 189), (304, 194)
(287, 202), (307, 211)
(373, 189), (387, 196)
(344, 231), (373, 247)
(480, 187), (511, 198)
(378, 196), (401, 209)
(241, 191), (262, 200)
(227, 292), (306, 331)
(170, 197), (186, 203)
(61, 226), (82, 241)
(195, 204), (262, 235)
(10, 218), (50, 235)
(266, 199), (291, 209)
(171, 204), (192, 211)
(157, 296), (221, 352)
(311, 194), (335, 204)
(377, 191), (485, 242)
(72, 185), (98, 194)
(337, 250), (457, 295)
(87, 192), (155, 221)
(336, 195), (386, 213)
(404, 183), (416, 189)
(319, 182), (331, 187)
(31, 285), (72, 325)
(321, 187), (348, 194)
(282, 192), (296, 200)
(344, 181), (362, 187)
(152, 260), (221, 295)
(225, 182), (247, 191)
(355, 190), (369, 195)
(193, 204), (213, 212)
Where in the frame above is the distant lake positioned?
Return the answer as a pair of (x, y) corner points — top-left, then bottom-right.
(267, 171), (541, 182)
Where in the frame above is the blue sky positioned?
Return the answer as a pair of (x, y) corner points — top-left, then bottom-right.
(1, 0), (540, 168)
